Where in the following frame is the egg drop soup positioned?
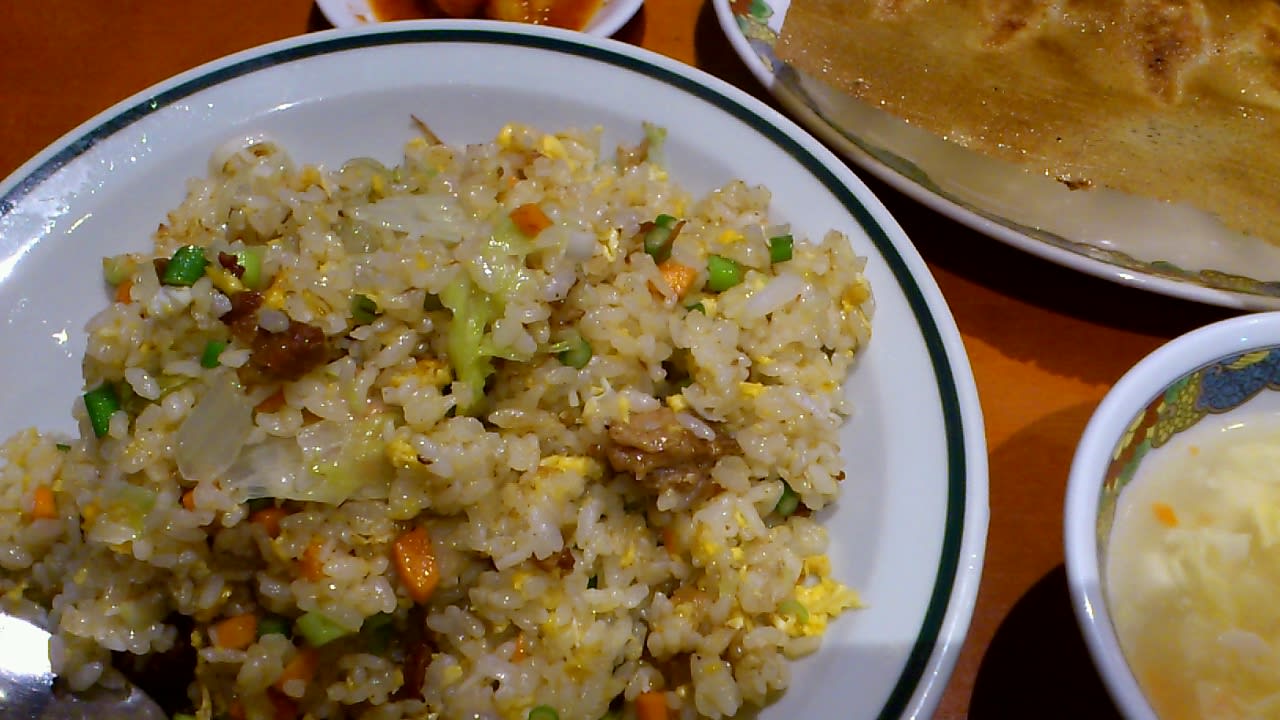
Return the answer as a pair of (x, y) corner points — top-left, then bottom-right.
(1108, 414), (1280, 719)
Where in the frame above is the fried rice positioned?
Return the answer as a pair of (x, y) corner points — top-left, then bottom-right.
(0, 121), (873, 720)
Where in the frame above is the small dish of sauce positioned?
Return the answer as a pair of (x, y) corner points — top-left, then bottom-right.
(314, 0), (642, 37)
(1107, 412), (1280, 719)
(369, 0), (603, 30)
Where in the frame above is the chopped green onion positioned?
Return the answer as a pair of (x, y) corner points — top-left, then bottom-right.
(200, 339), (227, 368)
(705, 255), (744, 292)
(55, 443), (71, 452)
(172, 714), (198, 720)
(774, 480), (800, 517)
(246, 497), (274, 513)
(598, 712), (621, 720)
(83, 383), (120, 438)
(351, 293), (380, 324)
(778, 598), (810, 624)
(528, 706), (560, 720)
(295, 611), (350, 647)
(162, 246), (209, 286)
(235, 248), (265, 289)
(557, 335), (593, 369)
(360, 612), (395, 653)
(768, 234), (794, 263)
(587, 575), (598, 589)
(257, 614), (291, 639)
(642, 214), (680, 262)
(685, 301), (705, 314)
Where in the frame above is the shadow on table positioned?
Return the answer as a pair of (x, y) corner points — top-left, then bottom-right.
(690, 2), (772, 102)
(308, 2), (334, 31)
(968, 565), (1123, 720)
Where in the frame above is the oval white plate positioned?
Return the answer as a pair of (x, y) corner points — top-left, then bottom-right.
(0, 20), (987, 719)
(714, 0), (1280, 311)
(316, 0), (643, 37)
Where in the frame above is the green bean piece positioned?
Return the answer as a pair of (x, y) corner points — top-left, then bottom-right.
(528, 706), (560, 720)
(360, 612), (395, 653)
(161, 246), (209, 286)
(294, 611), (350, 647)
(257, 614), (291, 639)
(351, 293), (380, 324)
(83, 383), (120, 438)
(200, 339), (227, 368)
(705, 255), (744, 292)
(774, 480), (801, 517)
(768, 234), (794, 263)
(235, 247), (265, 289)
(643, 214), (681, 262)
(557, 335), (593, 369)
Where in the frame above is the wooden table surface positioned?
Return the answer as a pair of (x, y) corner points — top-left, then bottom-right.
(0, 2), (1243, 717)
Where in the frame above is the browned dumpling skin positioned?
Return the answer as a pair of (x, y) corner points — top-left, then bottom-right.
(776, 0), (1280, 245)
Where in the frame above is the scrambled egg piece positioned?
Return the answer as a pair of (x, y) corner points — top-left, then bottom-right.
(841, 281), (871, 313)
(263, 270), (290, 310)
(389, 357), (452, 389)
(773, 555), (863, 638)
(496, 123), (518, 149)
(739, 382), (765, 398)
(295, 165), (325, 191)
(385, 439), (422, 470)
(539, 134), (568, 161)
(512, 570), (531, 592)
(719, 228), (744, 244)
(602, 227), (621, 261)
(666, 393), (689, 412)
(205, 265), (245, 295)
(537, 455), (600, 478)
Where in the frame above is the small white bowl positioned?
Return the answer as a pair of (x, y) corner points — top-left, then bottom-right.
(315, 0), (644, 37)
(1065, 310), (1280, 719)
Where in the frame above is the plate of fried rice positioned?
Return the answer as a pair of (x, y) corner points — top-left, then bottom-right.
(0, 20), (987, 720)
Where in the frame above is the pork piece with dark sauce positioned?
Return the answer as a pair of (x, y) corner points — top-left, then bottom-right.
(220, 290), (331, 382)
(606, 408), (738, 496)
(394, 604), (435, 701)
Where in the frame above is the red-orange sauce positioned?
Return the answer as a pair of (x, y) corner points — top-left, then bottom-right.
(369, 0), (603, 30)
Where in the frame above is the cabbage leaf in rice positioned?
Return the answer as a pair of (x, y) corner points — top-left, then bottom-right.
(0, 120), (872, 720)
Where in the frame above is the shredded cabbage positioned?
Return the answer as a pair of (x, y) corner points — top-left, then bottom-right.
(440, 212), (537, 415)
(222, 415), (392, 504)
(174, 370), (255, 483)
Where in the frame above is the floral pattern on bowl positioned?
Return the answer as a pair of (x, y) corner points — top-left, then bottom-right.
(721, 0), (1280, 308)
(1096, 348), (1280, 554)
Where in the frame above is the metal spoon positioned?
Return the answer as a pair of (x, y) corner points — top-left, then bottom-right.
(0, 611), (166, 720)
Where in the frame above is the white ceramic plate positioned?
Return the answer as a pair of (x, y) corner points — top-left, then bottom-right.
(714, 0), (1280, 310)
(316, 0), (643, 37)
(0, 20), (987, 719)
